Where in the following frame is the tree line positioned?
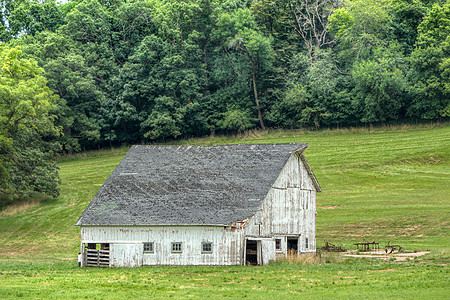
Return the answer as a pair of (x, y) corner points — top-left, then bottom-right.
(0, 0), (449, 203)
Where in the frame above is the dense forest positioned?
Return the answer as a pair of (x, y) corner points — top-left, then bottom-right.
(0, 0), (449, 203)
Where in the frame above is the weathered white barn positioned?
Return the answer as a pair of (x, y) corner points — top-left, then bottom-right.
(76, 144), (320, 267)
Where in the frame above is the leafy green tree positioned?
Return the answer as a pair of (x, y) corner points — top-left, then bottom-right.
(115, 30), (206, 141)
(0, 46), (58, 135)
(409, 2), (450, 119)
(0, 0), (65, 42)
(214, 8), (274, 129)
(329, 0), (395, 68)
(269, 50), (354, 129)
(391, 0), (428, 55)
(351, 46), (409, 123)
(217, 109), (256, 132)
(17, 31), (102, 152)
(0, 45), (60, 203)
(141, 96), (183, 140)
(56, 0), (155, 146)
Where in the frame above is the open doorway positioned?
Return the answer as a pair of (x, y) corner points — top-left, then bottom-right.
(287, 237), (298, 255)
(245, 240), (258, 265)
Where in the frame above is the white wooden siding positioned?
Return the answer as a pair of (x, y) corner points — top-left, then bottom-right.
(245, 152), (317, 253)
(81, 226), (244, 266)
(111, 244), (143, 267)
(260, 239), (275, 265)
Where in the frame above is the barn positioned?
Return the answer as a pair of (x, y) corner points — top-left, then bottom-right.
(75, 143), (321, 267)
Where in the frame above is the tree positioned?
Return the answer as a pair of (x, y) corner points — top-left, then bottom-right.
(0, 46), (58, 135)
(351, 47), (409, 124)
(409, 2), (450, 119)
(217, 109), (256, 132)
(0, 0), (65, 42)
(0, 45), (60, 203)
(269, 50), (354, 129)
(288, 0), (341, 62)
(17, 31), (103, 152)
(329, 0), (395, 68)
(214, 8), (274, 129)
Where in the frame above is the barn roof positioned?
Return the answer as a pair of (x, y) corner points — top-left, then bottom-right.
(75, 143), (318, 226)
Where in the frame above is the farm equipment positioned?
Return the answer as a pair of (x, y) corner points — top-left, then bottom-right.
(354, 241), (379, 252)
(320, 242), (346, 252)
(385, 242), (404, 253)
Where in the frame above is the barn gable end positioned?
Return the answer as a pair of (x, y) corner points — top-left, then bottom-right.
(244, 150), (319, 263)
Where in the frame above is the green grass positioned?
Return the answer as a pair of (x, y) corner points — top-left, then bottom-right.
(0, 123), (449, 298)
(0, 259), (448, 299)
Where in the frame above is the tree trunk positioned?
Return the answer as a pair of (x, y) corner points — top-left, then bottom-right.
(248, 53), (266, 130)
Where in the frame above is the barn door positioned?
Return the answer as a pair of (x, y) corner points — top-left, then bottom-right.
(245, 240), (261, 266)
(245, 239), (275, 265)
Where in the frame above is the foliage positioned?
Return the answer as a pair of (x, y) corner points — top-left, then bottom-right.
(351, 46), (409, 123)
(8, 129), (61, 199)
(329, 0), (395, 67)
(0, 46), (58, 135)
(0, 45), (60, 203)
(0, 0), (448, 148)
(408, 2), (450, 119)
(214, 7), (274, 129)
(217, 109), (256, 132)
(0, 0), (65, 42)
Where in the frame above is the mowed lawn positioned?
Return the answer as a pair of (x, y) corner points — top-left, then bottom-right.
(0, 123), (449, 298)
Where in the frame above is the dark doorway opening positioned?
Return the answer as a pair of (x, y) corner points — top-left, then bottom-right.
(287, 238), (298, 253)
(245, 240), (258, 265)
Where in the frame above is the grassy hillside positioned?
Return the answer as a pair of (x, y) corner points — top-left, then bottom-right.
(0, 123), (448, 298)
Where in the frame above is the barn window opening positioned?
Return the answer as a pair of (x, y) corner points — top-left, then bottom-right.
(144, 242), (154, 253)
(85, 243), (109, 250)
(86, 243), (97, 250)
(202, 242), (212, 253)
(275, 239), (281, 250)
(305, 237), (309, 249)
(171, 242), (182, 253)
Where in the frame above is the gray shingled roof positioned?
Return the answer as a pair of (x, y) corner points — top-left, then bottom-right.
(76, 143), (309, 226)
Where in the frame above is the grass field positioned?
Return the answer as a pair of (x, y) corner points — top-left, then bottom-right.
(0, 123), (449, 298)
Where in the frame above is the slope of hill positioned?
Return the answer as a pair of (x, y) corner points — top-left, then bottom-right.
(0, 124), (448, 260)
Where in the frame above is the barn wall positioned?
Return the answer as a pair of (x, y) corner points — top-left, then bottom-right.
(80, 226), (244, 266)
(111, 244), (143, 267)
(246, 152), (317, 253)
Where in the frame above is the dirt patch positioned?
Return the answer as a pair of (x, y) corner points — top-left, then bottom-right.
(372, 269), (396, 272)
(343, 251), (430, 262)
(395, 251), (431, 258)
(318, 206), (338, 209)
